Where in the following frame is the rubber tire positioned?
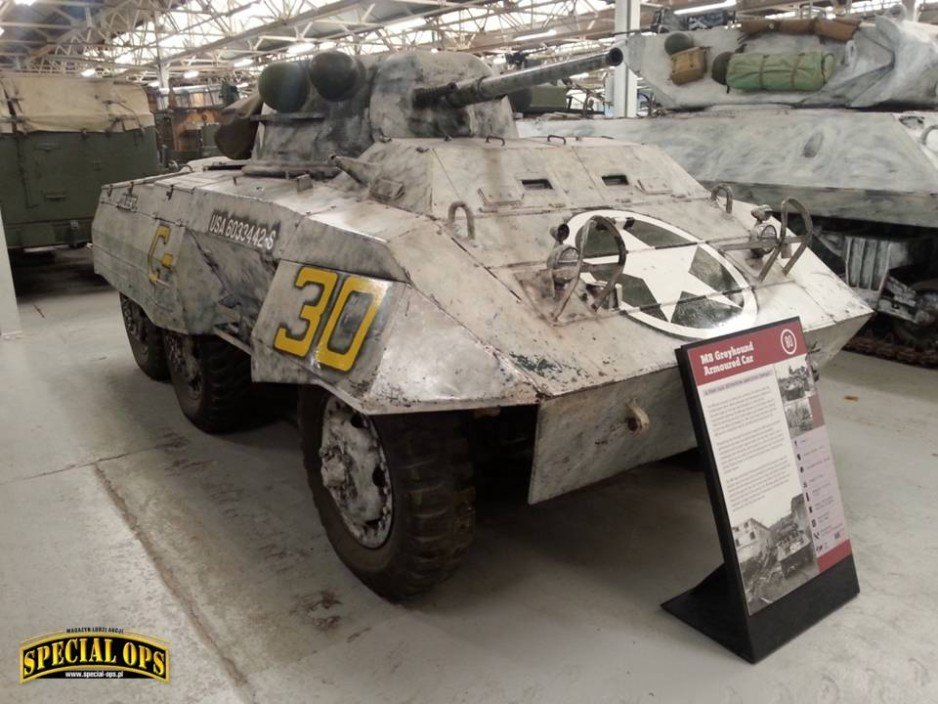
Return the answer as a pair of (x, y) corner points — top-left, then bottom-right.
(164, 332), (254, 434)
(299, 388), (475, 600)
(119, 294), (169, 381)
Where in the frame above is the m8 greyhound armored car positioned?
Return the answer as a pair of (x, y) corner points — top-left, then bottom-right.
(93, 47), (869, 598)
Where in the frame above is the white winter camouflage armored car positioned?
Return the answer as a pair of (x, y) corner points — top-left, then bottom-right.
(93, 47), (869, 598)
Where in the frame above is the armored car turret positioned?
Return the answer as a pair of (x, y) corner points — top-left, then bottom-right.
(92, 47), (869, 599)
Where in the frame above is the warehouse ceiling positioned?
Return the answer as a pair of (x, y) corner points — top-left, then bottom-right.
(0, 0), (930, 79)
(0, 0), (628, 78)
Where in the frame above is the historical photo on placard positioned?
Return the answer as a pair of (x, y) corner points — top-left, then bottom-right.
(774, 357), (815, 403)
(732, 494), (819, 615)
(783, 397), (815, 437)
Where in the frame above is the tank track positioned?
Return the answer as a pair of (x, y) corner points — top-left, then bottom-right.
(844, 332), (938, 368)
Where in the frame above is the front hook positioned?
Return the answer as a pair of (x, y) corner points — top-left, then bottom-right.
(710, 183), (734, 214)
(447, 201), (475, 240)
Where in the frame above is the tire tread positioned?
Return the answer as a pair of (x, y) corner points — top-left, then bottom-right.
(166, 333), (253, 434)
(300, 389), (475, 599)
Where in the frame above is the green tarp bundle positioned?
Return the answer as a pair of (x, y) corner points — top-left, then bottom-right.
(726, 52), (835, 92)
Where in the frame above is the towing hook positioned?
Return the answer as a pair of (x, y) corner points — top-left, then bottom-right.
(447, 201), (475, 240)
(710, 183), (734, 214)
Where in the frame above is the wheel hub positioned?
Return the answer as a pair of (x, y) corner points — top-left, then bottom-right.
(319, 398), (392, 548)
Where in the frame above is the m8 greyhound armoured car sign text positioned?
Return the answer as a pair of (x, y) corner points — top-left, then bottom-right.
(565, 210), (758, 339)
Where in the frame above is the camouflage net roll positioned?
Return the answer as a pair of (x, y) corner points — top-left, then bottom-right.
(726, 52), (835, 92)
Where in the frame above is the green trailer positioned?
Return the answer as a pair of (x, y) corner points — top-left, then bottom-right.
(0, 73), (159, 251)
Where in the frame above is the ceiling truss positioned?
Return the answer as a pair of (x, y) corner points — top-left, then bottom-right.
(0, 0), (924, 78)
(0, 0), (627, 77)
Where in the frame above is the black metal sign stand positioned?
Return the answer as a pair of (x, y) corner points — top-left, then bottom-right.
(665, 319), (859, 663)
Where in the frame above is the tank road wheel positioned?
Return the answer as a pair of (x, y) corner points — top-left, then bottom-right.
(893, 282), (938, 366)
(299, 388), (475, 599)
(163, 332), (253, 433)
(119, 294), (169, 381)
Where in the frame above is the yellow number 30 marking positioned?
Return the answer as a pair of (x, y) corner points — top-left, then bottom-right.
(273, 266), (387, 372)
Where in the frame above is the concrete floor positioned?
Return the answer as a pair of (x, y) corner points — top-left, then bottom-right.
(1, 249), (937, 704)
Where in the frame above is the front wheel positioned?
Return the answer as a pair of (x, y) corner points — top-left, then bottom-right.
(299, 388), (475, 599)
(164, 332), (254, 433)
(119, 294), (169, 381)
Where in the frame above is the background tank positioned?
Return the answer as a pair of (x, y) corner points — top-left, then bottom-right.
(92, 47), (868, 599)
(0, 72), (159, 250)
(520, 15), (938, 364)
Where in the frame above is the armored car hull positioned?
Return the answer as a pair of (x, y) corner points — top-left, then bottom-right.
(520, 109), (938, 229)
(95, 137), (868, 502)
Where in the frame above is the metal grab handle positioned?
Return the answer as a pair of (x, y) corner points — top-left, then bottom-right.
(780, 198), (813, 275)
(551, 215), (626, 320)
(551, 224), (590, 322)
(447, 201), (475, 240)
(710, 183), (734, 214)
(757, 221), (786, 281)
(587, 216), (629, 312)
(922, 124), (938, 148)
(757, 197), (813, 280)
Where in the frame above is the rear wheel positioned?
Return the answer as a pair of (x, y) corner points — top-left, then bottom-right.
(119, 294), (169, 381)
(164, 332), (253, 433)
(299, 388), (475, 599)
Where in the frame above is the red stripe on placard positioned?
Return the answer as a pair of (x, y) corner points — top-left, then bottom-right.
(686, 321), (807, 386)
(818, 540), (852, 572)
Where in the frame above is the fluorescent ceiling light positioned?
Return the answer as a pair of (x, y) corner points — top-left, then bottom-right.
(673, 0), (736, 15)
(80, 68), (96, 78)
(515, 29), (557, 42)
(14, 0), (37, 6)
(286, 42), (314, 55)
(0, 27), (5, 38)
(183, 69), (199, 79)
(148, 80), (160, 87)
(384, 16), (426, 32)
(233, 57), (253, 67)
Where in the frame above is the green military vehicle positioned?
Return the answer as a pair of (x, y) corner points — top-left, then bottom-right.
(0, 72), (159, 251)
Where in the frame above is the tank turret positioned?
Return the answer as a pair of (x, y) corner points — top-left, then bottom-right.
(217, 48), (623, 170)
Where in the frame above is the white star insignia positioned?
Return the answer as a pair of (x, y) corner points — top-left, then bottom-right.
(588, 225), (742, 323)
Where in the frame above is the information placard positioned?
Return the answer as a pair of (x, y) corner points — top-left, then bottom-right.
(664, 318), (859, 662)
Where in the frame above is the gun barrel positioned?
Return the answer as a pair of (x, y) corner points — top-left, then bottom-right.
(413, 47), (623, 108)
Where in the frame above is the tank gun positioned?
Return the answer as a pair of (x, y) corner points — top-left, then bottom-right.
(413, 47), (623, 108)
(217, 46), (624, 168)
